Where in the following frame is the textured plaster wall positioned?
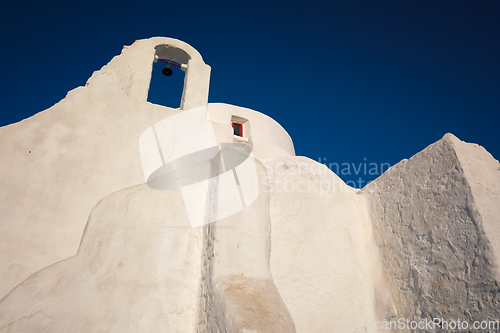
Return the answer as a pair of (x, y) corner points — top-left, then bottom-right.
(0, 130), (296, 333)
(0, 37), (294, 301)
(198, 157), (295, 332)
(0, 184), (204, 332)
(266, 156), (379, 332)
(0, 37), (298, 332)
(0, 86), (179, 300)
(0, 36), (214, 299)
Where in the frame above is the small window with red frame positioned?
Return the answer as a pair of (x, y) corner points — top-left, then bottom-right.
(232, 122), (243, 137)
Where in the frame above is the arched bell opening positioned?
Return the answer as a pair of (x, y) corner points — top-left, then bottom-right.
(147, 44), (191, 109)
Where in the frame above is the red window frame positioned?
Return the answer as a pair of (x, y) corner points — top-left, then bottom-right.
(232, 122), (243, 137)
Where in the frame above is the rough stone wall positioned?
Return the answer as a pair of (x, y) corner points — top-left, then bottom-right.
(366, 134), (500, 331)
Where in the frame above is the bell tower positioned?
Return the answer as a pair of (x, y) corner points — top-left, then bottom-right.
(152, 39), (211, 110)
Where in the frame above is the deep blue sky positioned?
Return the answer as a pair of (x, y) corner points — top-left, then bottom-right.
(1, 0), (498, 187)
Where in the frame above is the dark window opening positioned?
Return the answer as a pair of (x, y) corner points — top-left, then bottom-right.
(232, 122), (243, 137)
